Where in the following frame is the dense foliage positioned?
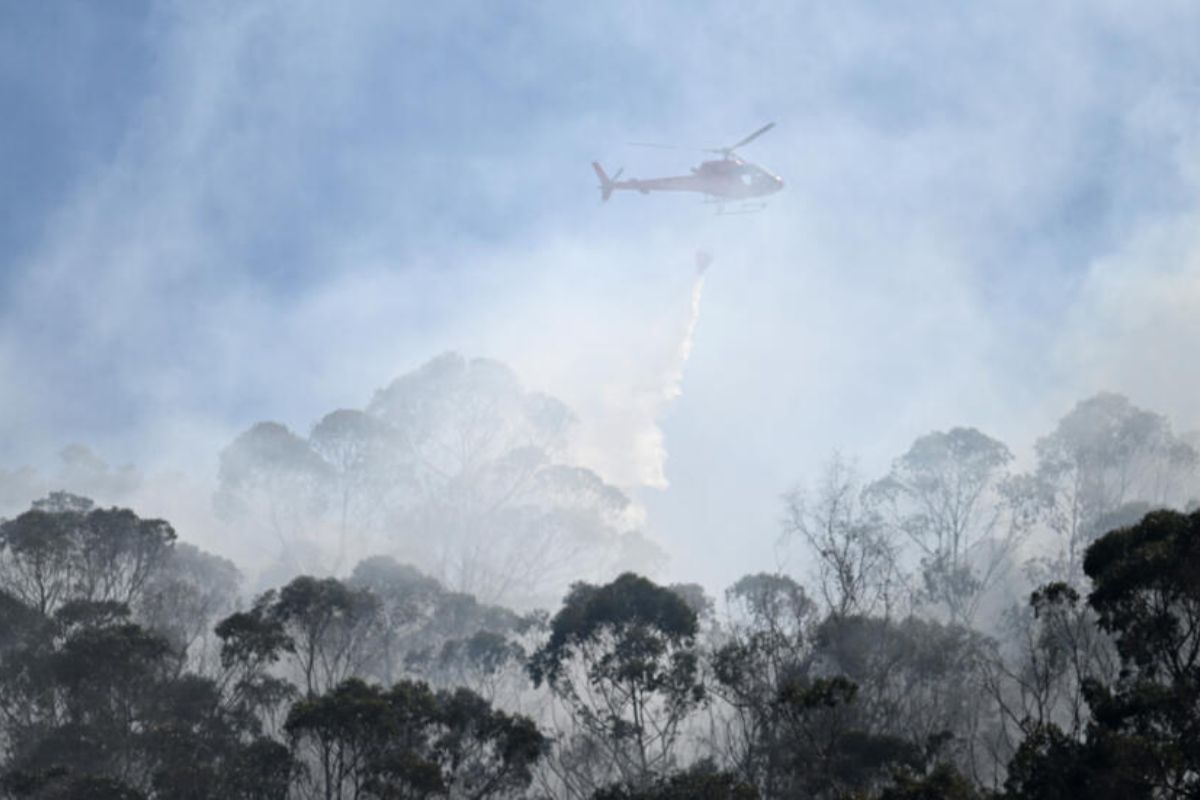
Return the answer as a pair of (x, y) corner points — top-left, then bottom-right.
(0, 388), (1197, 798)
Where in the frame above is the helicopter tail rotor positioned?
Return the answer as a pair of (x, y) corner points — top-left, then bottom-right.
(592, 162), (622, 202)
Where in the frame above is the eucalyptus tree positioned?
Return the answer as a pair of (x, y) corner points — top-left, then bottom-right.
(784, 455), (900, 619)
(214, 421), (335, 576)
(1029, 393), (1198, 585)
(591, 760), (759, 800)
(1077, 507), (1200, 796)
(346, 555), (529, 692)
(529, 573), (705, 794)
(137, 543), (241, 673)
(981, 580), (1119, 779)
(811, 614), (991, 783)
(367, 353), (655, 606)
(308, 409), (404, 567)
(710, 573), (816, 796)
(866, 428), (1026, 626)
(1000, 507), (1200, 799)
(285, 677), (546, 800)
(0, 494), (176, 617)
(0, 598), (289, 799)
(265, 576), (382, 697)
(216, 354), (662, 608)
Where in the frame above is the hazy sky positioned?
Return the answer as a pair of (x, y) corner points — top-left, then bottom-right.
(3, 2), (1200, 589)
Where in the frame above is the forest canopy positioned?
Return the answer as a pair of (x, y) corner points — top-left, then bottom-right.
(0, 363), (1197, 798)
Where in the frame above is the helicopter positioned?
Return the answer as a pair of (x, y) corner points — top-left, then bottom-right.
(592, 122), (784, 213)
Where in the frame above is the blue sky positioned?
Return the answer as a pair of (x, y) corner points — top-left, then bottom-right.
(3, 2), (1200, 588)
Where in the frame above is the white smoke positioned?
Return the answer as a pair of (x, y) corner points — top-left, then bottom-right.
(1054, 209), (1200, 434)
(1046, 116), (1200, 434)
(562, 252), (709, 491)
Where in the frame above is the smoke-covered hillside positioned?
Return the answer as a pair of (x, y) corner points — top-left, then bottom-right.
(5, 2), (1200, 798)
(1, 379), (1198, 796)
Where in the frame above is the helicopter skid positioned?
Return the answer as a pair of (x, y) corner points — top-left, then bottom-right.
(705, 197), (768, 215)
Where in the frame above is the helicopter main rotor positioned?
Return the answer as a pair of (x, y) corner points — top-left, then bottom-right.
(706, 122), (775, 159)
(629, 122), (776, 161)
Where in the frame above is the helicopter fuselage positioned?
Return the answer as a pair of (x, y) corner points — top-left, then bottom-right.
(595, 157), (784, 201)
(593, 123), (783, 207)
